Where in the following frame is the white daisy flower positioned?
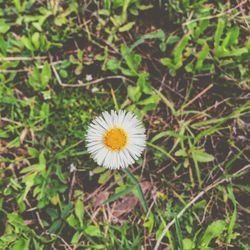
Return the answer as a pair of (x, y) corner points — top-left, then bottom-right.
(86, 110), (146, 169)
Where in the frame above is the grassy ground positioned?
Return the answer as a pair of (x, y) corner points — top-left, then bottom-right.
(0, 0), (250, 249)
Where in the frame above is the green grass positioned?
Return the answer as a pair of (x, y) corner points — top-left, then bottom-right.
(0, 0), (250, 249)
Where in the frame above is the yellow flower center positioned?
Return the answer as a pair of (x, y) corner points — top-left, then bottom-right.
(104, 128), (128, 151)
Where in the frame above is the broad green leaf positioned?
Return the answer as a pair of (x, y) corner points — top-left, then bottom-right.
(200, 220), (226, 247)
(71, 231), (81, 245)
(61, 203), (73, 218)
(121, 45), (141, 75)
(222, 27), (240, 48)
(0, 129), (8, 138)
(137, 72), (152, 94)
(41, 62), (51, 87)
(21, 36), (34, 51)
(143, 212), (154, 233)
(48, 219), (62, 233)
(130, 29), (165, 50)
(12, 238), (30, 250)
(195, 43), (209, 70)
(128, 85), (141, 102)
(98, 170), (111, 184)
(119, 21), (135, 32)
(20, 164), (45, 174)
(67, 214), (78, 228)
(137, 95), (161, 106)
(183, 238), (195, 250)
(194, 19), (209, 39)
(191, 149), (214, 162)
(0, 20), (10, 33)
(13, 0), (23, 12)
(85, 225), (101, 237)
(75, 198), (84, 227)
(32, 32), (40, 49)
(106, 57), (121, 72)
(214, 19), (225, 51)
(173, 33), (190, 67)
(175, 149), (188, 157)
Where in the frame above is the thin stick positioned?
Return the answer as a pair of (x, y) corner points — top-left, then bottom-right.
(182, 0), (247, 26)
(0, 56), (47, 61)
(153, 164), (250, 250)
(181, 84), (213, 110)
(50, 58), (134, 88)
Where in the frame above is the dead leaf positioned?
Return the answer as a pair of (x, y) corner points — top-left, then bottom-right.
(94, 191), (110, 208)
(112, 194), (138, 218)
(140, 181), (152, 194)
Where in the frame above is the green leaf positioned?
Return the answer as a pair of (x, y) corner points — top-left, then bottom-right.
(173, 33), (190, 67)
(119, 21), (135, 32)
(12, 238), (30, 250)
(214, 19), (225, 51)
(137, 72), (152, 94)
(191, 149), (214, 162)
(27, 147), (39, 158)
(75, 198), (84, 227)
(0, 20), (10, 33)
(137, 95), (161, 106)
(102, 185), (135, 205)
(0, 129), (9, 138)
(195, 43), (209, 70)
(143, 212), (154, 233)
(98, 170), (111, 184)
(222, 27), (240, 48)
(71, 231), (81, 245)
(61, 203), (73, 218)
(41, 62), (51, 87)
(175, 149), (188, 157)
(13, 0), (23, 12)
(150, 131), (170, 143)
(20, 164), (45, 174)
(121, 45), (141, 76)
(21, 36), (34, 51)
(85, 225), (101, 237)
(130, 29), (165, 51)
(31, 32), (40, 49)
(67, 214), (78, 228)
(183, 238), (195, 250)
(227, 186), (237, 245)
(200, 220), (226, 247)
(174, 214), (184, 250)
(106, 57), (121, 72)
(48, 219), (62, 233)
(124, 168), (148, 213)
(128, 85), (141, 102)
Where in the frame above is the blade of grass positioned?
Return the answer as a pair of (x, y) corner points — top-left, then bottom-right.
(102, 185), (135, 205)
(123, 169), (148, 213)
(174, 213), (184, 250)
(147, 142), (177, 163)
(154, 88), (176, 115)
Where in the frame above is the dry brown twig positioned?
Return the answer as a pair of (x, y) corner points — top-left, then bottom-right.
(50, 55), (134, 88)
